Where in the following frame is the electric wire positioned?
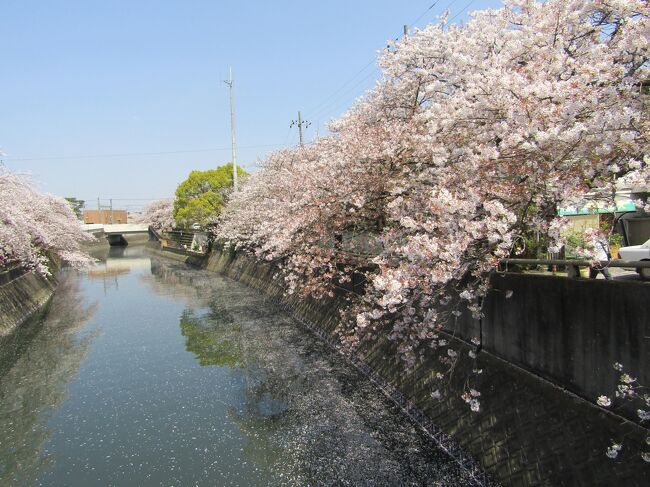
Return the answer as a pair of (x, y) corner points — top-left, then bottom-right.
(4, 144), (284, 162)
(301, 0), (468, 127)
(448, 0), (477, 23)
(302, 2), (442, 123)
(307, 69), (379, 122)
(303, 59), (377, 120)
(409, 1), (440, 26)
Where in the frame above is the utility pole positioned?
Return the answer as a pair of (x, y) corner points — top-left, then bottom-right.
(297, 111), (304, 147)
(224, 67), (238, 192)
(290, 111), (311, 147)
(403, 24), (409, 36)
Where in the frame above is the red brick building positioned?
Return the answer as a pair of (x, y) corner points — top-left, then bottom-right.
(83, 209), (128, 224)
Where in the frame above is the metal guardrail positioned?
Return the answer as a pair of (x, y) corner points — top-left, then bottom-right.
(500, 258), (650, 279)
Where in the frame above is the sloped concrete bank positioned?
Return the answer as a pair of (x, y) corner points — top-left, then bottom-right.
(203, 246), (648, 487)
(0, 266), (56, 336)
(145, 242), (208, 267)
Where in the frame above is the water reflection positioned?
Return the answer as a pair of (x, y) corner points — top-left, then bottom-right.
(139, 258), (209, 305)
(0, 272), (97, 486)
(180, 309), (243, 368)
(0, 251), (475, 486)
(146, 258), (474, 486)
(90, 248), (151, 273)
(87, 246), (153, 294)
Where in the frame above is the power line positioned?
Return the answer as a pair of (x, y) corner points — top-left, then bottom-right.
(303, 2), (459, 125)
(308, 69), (378, 122)
(411, 0), (462, 27)
(441, 0), (462, 14)
(3, 143), (283, 162)
(282, 125), (294, 146)
(410, 1), (440, 26)
(309, 0), (476, 130)
(448, 0), (477, 23)
(304, 62), (380, 123)
(303, 59), (377, 119)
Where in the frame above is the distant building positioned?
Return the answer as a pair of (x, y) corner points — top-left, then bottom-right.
(559, 183), (650, 245)
(83, 209), (128, 224)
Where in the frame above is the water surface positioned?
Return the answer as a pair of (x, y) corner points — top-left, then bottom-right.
(0, 246), (473, 486)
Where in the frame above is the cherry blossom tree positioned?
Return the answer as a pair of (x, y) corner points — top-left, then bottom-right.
(137, 199), (175, 232)
(218, 0), (649, 401)
(0, 167), (94, 275)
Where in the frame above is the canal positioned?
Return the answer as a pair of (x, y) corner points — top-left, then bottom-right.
(0, 246), (475, 486)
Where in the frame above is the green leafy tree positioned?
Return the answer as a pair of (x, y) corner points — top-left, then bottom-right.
(173, 163), (248, 227)
(64, 197), (85, 220)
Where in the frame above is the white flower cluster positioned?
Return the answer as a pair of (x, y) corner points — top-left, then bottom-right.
(600, 363), (649, 460)
(597, 395), (611, 407)
(461, 389), (481, 412)
(0, 167), (94, 274)
(137, 199), (175, 232)
(606, 442), (622, 459)
(214, 0), (650, 405)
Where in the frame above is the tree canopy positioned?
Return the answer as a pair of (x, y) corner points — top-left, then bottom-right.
(216, 0), (650, 413)
(1, 168), (94, 274)
(64, 198), (85, 220)
(137, 199), (175, 231)
(174, 163), (248, 227)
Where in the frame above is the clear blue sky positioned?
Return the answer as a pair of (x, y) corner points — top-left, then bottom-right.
(1, 0), (502, 210)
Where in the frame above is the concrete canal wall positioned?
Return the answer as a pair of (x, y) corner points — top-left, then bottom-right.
(145, 242), (208, 267)
(0, 266), (56, 336)
(473, 273), (648, 422)
(202, 246), (649, 487)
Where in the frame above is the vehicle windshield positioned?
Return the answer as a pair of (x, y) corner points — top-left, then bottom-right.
(641, 239), (650, 248)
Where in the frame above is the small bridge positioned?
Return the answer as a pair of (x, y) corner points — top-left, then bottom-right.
(83, 223), (150, 246)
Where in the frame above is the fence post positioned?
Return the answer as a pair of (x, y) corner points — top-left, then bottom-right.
(566, 264), (582, 279)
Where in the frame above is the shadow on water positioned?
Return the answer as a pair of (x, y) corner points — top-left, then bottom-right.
(143, 257), (477, 486)
(0, 271), (97, 486)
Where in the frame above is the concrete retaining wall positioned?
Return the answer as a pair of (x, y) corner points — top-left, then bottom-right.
(477, 274), (649, 423)
(0, 267), (56, 336)
(205, 246), (649, 487)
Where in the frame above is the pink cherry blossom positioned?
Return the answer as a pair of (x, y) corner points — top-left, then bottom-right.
(0, 167), (94, 275)
(216, 0), (649, 371)
(137, 199), (175, 232)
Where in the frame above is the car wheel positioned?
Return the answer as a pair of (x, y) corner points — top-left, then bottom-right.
(638, 261), (650, 281)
